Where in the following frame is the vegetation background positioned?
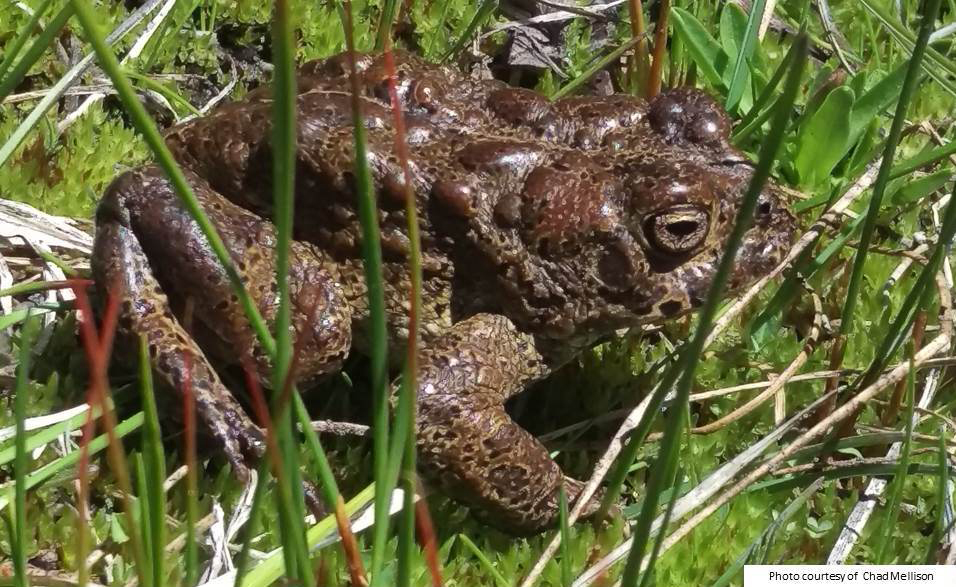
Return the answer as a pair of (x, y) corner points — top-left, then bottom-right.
(0, 1), (954, 586)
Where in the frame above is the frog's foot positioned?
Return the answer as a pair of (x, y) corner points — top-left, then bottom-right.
(415, 313), (599, 534)
(92, 165), (352, 480)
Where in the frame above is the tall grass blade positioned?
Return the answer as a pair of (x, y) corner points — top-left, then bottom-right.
(339, 2), (392, 582)
(0, 0), (55, 83)
(268, 0), (313, 583)
(441, 0), (498, 62)
(725, 0), (766, 111)
(558, 485), (572, 587)
(926, 425), (950, 563)
(618, 33), (808, 586)
(0, 0), (164, 169)
(377, 0), (400, 50)
(11, 313), (42, 587)
(551, 35), (645, 100)
(67, 0), (275, 355)
(138, 336), (166, 587)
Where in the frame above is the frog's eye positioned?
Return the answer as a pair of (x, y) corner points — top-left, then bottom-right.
(643, 206), (709, 255)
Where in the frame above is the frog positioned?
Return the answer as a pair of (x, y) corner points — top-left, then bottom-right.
(91, 49), (795, 534)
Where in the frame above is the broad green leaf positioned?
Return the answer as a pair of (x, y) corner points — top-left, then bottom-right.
(848, 64), (907, 146)
(670, 7), (729, 90)
(793, 86), (855, 187)
(719, 3), (747, 64)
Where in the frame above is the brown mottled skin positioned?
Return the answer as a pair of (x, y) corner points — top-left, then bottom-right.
(92, 50), (795, 534)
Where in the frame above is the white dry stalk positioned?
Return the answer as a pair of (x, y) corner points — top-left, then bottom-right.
(0, 198), (93, 254)
(826, 365), (943, 563)
(705, 163), (880, 348)
(0, 403), (89, 443)
(2, 84), (116, 105)
(57, 0), (179, 134)
(0, 251), (13, 314)
(520, 162), (881, 587)
(482, 1), (628, 37)
(758, 0), (778, 40)
(200, 502), (233, 582)
(575, 278), (954, 586)
(225, 470), (259, 545)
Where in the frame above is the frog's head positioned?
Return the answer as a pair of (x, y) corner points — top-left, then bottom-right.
(584, 88), (796, 326)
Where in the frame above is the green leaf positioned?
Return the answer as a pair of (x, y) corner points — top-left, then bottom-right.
(793, 86), (855, 187)
(670, 7), (729, 91)
(848, 64), (907, 147)
(887, 170), (952, 206)
(724, 0), (767, 110)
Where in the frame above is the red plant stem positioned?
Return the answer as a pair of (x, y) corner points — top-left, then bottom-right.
(415, 480), (444, 587)
(71, 282), (146, 581)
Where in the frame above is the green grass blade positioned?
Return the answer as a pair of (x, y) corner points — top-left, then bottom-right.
(376, 0), (400, 50)
(458, 534), (509, 587)
(855, 179), (956, 391)
(0, 0), (55, 83)
(619, 33), (808, 587)
(441, 0), (498, 63)
(11, 313), (42, 587)
(925, 425), (950, 563)
(138, 336), (165, 587)
(133, 453), (153, 587)
(859, 0), (956, 97)
(68, 0), (276, 356)
(558, 485), (571, 587)
(268, 1), (313, 583)
(890, 139), (956, 179)
(0, 0), (163, 169)
(338, 4), (392, 582)
(0, 413), (145, 512)
(733, 38), (797, 140)
(710, 477), (826, 587)
(725, 0), (766, 111)
(835, 0), (942, 343)
(550, 35), (645, 101)
(637, 467), (681, 587)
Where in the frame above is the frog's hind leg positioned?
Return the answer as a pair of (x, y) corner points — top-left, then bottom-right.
(92, 165), (352, 476)
(416, 313), (599, 534)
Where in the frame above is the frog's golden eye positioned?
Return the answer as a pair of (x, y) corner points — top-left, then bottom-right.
(643, 206), (709, 255)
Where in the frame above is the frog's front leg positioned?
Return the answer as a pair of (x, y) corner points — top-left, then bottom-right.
(416, 313), (598, 534)
(92, 165), (352, 476)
